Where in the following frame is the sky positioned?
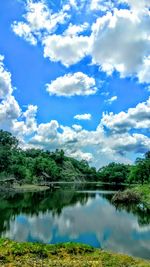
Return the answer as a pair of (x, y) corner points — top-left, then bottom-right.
(0, 0), (150, 168)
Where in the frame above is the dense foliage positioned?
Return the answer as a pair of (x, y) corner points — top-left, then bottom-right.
(0, 130), (97, 183)
(0, 130), (150, 184)
(98, 153), (150, 184)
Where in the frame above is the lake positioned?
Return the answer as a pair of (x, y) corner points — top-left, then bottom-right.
(0, 184), (150, 260)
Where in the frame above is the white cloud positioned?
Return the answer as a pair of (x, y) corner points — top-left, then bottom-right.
(64, 22), (89, 36)
(101, 97), (150, 132)
(72, 124), (82, 131)
(74, 113), (92, 120)
(12, 0), (150, 85)
(0, 56), (38, 139)
(118, 0), (150, 14)
(90, 0), (114, 11)
(105, 96), (118, 105)
(0, 56), (13, 99)
(12, 0), (69, 45)
(1, 52), (150, 167)
(68, 0), (77, 8)
(0, 96), (21, 125)
(111, 133), (150, 154)
(37, 120), (59, 138)
(12, 22), (37, 45)
(47, 72), (97, 97)
(69, 150), (93, 162)
(138, 56), (150, 84)
(90, 9), (150, 82)
(43, 34), (90, 67)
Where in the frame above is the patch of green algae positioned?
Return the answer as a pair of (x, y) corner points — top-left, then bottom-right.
(0, 239), (150, 267)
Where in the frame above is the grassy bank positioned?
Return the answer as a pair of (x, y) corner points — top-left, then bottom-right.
(131, 185), (150, 208)
(0, 239), (149, 267)
(112, 185), (150, 209)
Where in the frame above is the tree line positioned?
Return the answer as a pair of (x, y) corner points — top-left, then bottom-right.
(0, 130), (150, 184)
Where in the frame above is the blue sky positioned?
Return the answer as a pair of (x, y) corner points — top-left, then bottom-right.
(0, 0), (150, 167)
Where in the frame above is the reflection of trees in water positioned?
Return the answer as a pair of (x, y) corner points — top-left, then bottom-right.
(1, 183), (149, 239)
(114, 203), (150, 226)
(0, 185), (96, 235)
(103, 193), (150, 226)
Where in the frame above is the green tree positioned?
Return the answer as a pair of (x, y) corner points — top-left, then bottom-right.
(98, 162), (130, 184)
(128, 152), (150, 184)
(0, 130), (18, 173)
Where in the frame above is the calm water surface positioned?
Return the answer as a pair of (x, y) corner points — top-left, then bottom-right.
(1, 184), (150, 259)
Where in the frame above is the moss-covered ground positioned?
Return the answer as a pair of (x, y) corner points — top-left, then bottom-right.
(0, 239), (149, 267)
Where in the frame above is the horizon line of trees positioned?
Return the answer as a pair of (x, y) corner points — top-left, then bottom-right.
(0, 129), (150, 185)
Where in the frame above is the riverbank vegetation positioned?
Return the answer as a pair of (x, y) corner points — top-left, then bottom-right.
(112, 185), (150, 209)
(0, 130), (150, 186)
(0, 239), (149, 267)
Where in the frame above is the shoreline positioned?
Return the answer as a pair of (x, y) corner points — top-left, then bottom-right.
(112, 185), (150, 209)
(0, 239), (149, 266)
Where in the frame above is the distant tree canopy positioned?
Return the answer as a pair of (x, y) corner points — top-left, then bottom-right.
(128, 154), (150, 185)
(0, 130), (97, 183)
(0, 130), (150, 184)
(98, 162), (130, 184)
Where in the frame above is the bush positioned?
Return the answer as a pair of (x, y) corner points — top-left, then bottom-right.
(112, 190), (141, 204)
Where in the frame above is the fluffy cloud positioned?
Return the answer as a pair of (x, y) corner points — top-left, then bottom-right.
(1, 52), (150, 167)
(12, 0), (150, 85)
(0, 56), (13, 99)
(101, 97), (150, 132)
(64, 22), (89, 36)
(74, 113), (92, 120)
(90, 9), (150, 82)
(90, 0), (114, 11)
(111, 133), (150, 154)
(119, 0), (150, 13)
(47, 72), (96, 97)
(43, 34), (90, 67)
(12, 105), (38, 137)
(12, 22), (37, 45)
(12, 0), (69, 45)
(0, 57), (38, 139)
(138, 56), (150, 84)
(0, 96), (21, 125)
(72, 124), (82, 131)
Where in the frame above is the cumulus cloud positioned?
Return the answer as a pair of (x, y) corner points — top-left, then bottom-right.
(12, 0), (150, 85)
(90, 9), (150, 82)
(47, 72), (96, 97)
(43, 34), (90, 67)
(0, 96), (21, 125)
(0, 56), (38, 139)
(101, 97), (150, 132)
(0, 56), (13, 99)
(72, 124), (82, 131)
(74, 113), (92, 120)
(111, 133), (150, 154)
(118, 0), (150, 13)
(90, 0), (114, 11)
(1, 50), (150, 166)
(64, 22), (89, 36)
(12, 0), (69, 45)
(138, 56), (150, 84)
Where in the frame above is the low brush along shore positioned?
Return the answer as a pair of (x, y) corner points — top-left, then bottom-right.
(0, 239), (150, 267)
(112, 184), (150, 209)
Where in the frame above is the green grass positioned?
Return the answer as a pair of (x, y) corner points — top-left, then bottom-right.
(0, 239), (149, 267)
(131, 185), (150, 208)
